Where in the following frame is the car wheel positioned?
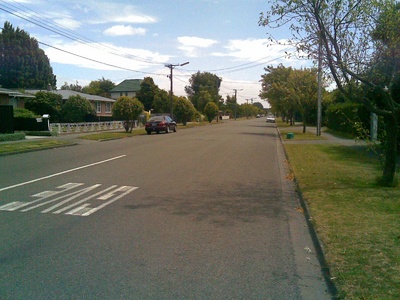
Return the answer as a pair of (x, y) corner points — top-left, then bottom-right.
(156, 131), (160, 134)
(146, 131), (151, 135)
(173, 125), (177, 132)
(166, 126), (170, 133)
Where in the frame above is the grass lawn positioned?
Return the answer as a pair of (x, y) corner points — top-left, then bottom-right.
(283, 134), (400, 299)
(277, 121), (326, 141)
(0, 140), (74, 155)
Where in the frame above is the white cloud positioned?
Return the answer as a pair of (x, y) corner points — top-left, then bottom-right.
(212, 38), (310, 69)
(177, 36), (218, 57)
(104, 25), (147, 36)
(54, 18), (81, 31)
(85, 3), (157, 24)
(44, 41), (170, 71)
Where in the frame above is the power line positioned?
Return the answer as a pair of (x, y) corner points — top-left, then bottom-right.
(0, 0), (166, 65)
(38, 41), (165, 77)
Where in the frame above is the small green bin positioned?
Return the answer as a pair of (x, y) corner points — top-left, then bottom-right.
(286, 132), (294, 139)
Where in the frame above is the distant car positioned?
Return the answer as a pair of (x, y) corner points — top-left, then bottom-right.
(256, 114), (261, 118)
(266, 115), (276, 123)
(145, 115), (177, 134)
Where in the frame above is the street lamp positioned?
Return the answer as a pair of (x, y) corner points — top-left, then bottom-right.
(165, 62), (189, 118)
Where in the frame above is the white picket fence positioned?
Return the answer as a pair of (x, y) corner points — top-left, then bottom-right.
(49, 121), (133, 134)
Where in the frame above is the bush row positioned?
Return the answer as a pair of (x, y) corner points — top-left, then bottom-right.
(325, 102), (370, 135)
(0, 132), (25, 142)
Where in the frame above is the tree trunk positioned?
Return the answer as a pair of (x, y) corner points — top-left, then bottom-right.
(381, 115), (398, 186)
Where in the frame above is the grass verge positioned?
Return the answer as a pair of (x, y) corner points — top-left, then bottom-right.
(78, 129), (147, 141)
(284, 141), (400, 299)
(0, 140), (74, 155)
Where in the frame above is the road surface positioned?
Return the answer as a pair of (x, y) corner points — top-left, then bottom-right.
(0, 118), (330, 299)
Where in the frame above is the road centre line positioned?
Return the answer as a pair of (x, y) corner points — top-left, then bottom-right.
(0, 155), (127, 192)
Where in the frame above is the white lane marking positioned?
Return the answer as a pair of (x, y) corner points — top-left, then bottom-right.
(0, 155), (126, 192)
(50, 185), (118, 214)
(0, 183), (138, 217)
(25, 184), (102, 212)
(80, 186), (138, 216)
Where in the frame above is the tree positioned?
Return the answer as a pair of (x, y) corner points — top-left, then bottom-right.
(260, 65), (296, 124)
(194, 90), (214, 113)
(204, 102), (219, 123)
(152, 89), (170, 113)
(174, 96), (196, 125)
(136, 77), (159, 111)
(185, 71), (222, 111)
(82, 77), (115, 98)
(0, 21), (56, 89)
(60, 81), (83, 92)
(112, 96), (144, 133)
(60, 95), (96, 123)
(25, 91), (63, 122)
(286, 68), (319, 133)
(260, 0), (400, 186)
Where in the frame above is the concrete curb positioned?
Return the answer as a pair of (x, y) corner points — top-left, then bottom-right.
(277, 126), (339, 300)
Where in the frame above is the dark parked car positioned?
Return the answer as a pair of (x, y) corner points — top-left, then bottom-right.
(145, 116), (177, 134)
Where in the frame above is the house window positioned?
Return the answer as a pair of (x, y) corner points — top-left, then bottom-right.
(96, 102), (102, 113)
(105, 102), (111, 113)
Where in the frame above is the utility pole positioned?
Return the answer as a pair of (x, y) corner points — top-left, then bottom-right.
(165, 62), (189, 118)
(233, 89), (242, 120)
(317, 31), (322, 136)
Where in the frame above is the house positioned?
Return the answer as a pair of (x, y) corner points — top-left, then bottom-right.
(54, 90), (115, 118)
(110, 79), (142, 100)
(27, 89), (116, 118)
(0, 88), (35, 108)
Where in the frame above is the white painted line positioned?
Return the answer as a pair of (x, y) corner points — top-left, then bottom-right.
(0, 155), (127, 192)
(51, 185), (117, 214)
(25, 184), (102, 213)
(80, 186), (138, 216)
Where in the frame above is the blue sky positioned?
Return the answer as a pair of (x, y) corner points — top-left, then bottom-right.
(0, 0), (310, 105)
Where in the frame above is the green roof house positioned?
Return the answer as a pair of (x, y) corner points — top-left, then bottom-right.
(110, 79), (142, 100)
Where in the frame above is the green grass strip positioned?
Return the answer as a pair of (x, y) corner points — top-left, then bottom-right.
(284, 143), (400, 299)
(0, 140), (74, 155)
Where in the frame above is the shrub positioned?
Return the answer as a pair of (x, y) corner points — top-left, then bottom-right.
(0, 132), (25, 142)
(204, 102), (219, 123)
(325, 102), (370, 135)
(60, 95), (96, 123)
(13, 108), (39, 118)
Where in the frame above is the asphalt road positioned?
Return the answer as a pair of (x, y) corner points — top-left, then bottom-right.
(0, 119), (330, 299)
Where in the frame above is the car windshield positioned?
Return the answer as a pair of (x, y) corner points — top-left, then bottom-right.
(148, 116), (165, 122)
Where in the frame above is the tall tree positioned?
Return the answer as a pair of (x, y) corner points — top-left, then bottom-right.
(185, 71), (222, 112)
(260, 65), (295, 124)
(136, 77), (159, 111)
(287, 68), (319, 132)
(260, 0), (400, 186)
(82, 77), (115, 98)
(152, 89), (170, 113)
(0, 21), (56, 89)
